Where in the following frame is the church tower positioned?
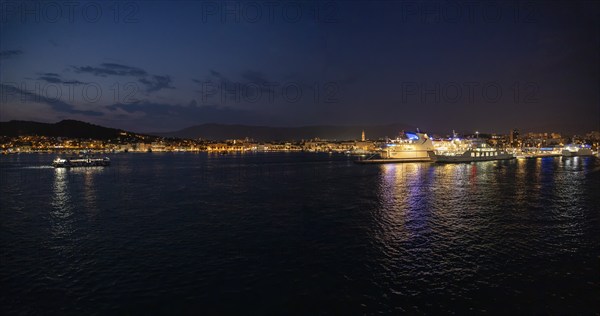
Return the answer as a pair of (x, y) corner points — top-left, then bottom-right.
(361, 130), (366, 141)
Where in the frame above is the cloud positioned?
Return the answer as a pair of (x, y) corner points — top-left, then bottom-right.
(38, 76), (64, 84)
(192, 70), (229, 85)
(192, 70), (235, 99)
(239, 70), (276, 95)
(73, 62), (148, 77)
(0, 50), (23, 59)
(192, 69), (274, 99)
(210, 69), (223, 78)
(139, 75), (175, 92)
(72, 62), (174, 93)
(0, 84), (103, 116)
(240, 70), (269, 84)
(104, 100), (253, 123)
(37, 73), (86, 85)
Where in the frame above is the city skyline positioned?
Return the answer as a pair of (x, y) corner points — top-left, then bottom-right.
(2, 117), (598, 140)
(1, 1), (599, 134)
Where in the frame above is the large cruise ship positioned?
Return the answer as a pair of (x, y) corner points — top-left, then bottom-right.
(434, 138), (514, 163)
(356, 131), (435, 163)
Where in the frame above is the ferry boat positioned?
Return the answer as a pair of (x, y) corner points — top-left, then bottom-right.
(434, 139), (514, 163)
(561, 144), (593, 157)
(52, 154), (111, 168)
(355, 131), (435, 164)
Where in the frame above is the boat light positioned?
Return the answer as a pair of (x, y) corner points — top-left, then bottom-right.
(406, 132), (419, 140)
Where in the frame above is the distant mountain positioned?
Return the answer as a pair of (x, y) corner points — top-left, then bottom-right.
(0, 120), (153, 140)
(158, 123), (416, 141)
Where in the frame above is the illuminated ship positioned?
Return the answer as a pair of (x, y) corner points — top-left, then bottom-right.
(356, 131), (435, 163)
(434, 138), (514, 163)
(561, 144), (593, 157)
(52, 154), (111, 168)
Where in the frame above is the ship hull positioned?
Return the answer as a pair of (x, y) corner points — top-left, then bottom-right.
(435, 155), (515, 163)
(355, 156), (434, 164)
(562, 149), (593, 157)
(435, 148), (515, 163)
(53, 157), (111, 168)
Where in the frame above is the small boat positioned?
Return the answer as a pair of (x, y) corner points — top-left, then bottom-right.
(52, 154), (110, 168)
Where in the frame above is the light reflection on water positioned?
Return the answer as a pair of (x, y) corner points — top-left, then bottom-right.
(374, 158), (595, 253)
(370, 158), (599, 311)
(75, 167), (103, 211)
(51, 168), (73, 241)
(50, 167), (105, 246)
(376, 163), (427, 248)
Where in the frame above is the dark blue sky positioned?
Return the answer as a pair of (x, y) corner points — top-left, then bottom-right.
(1, 0), (598, 133)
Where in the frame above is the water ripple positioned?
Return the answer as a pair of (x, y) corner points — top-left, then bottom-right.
(1, 153), (599, 314)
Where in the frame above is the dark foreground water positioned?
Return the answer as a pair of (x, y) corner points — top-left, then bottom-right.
(1, 153), (599, 314)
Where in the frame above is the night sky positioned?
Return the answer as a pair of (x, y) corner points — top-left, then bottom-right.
(1, 1), (598, 134)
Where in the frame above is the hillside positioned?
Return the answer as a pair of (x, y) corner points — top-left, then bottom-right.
(0, 120), (153, 140)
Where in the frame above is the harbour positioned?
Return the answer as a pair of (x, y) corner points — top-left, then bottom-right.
(355, 130), (598, 164)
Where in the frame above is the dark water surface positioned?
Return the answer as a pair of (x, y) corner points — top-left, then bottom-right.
(1, 153), (599, 314)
